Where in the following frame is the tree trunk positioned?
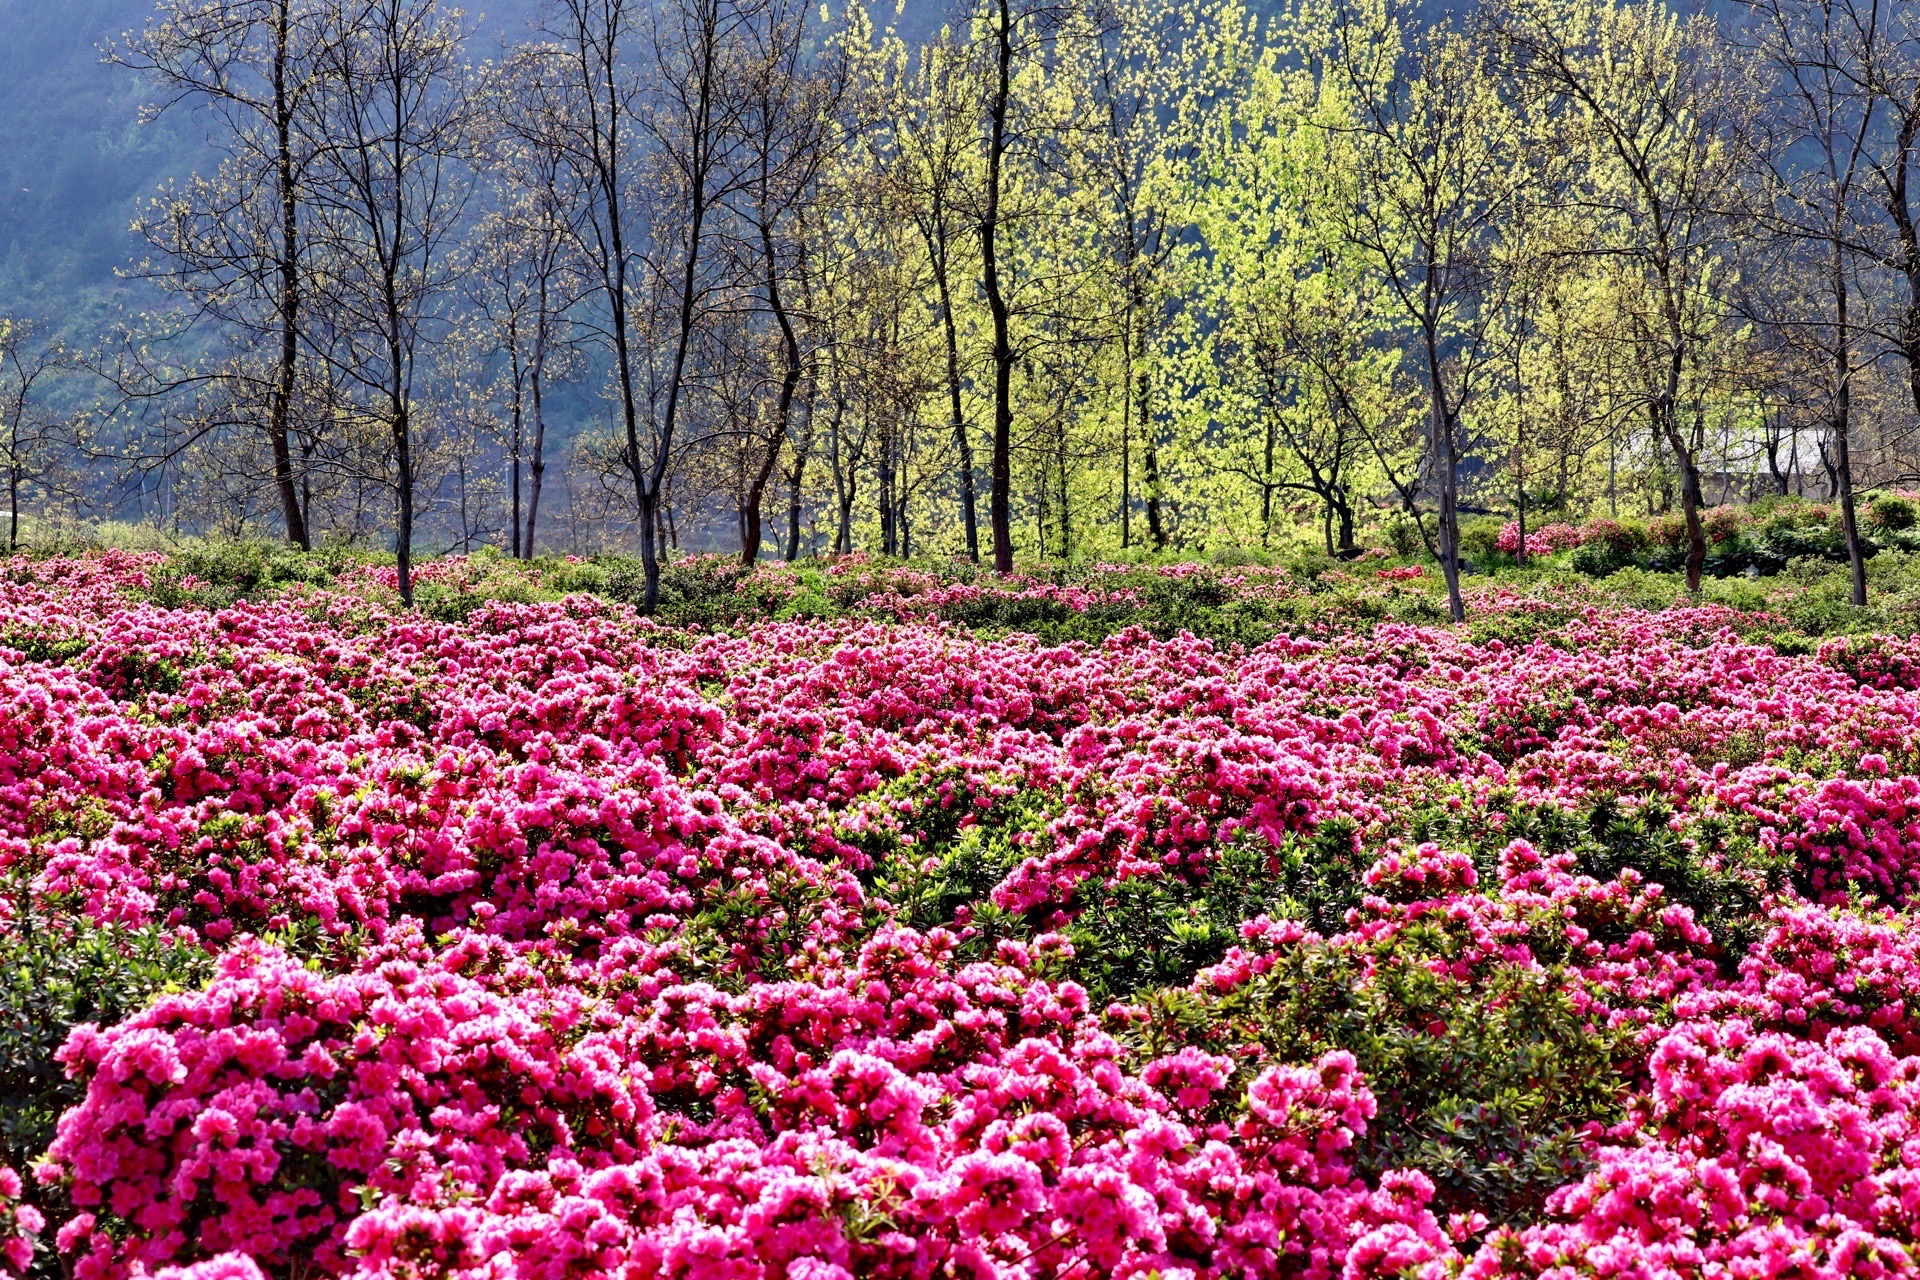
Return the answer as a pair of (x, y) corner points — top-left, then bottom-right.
(649, 179), (709, 610)
(1834, 416), (1866, 607)
(1425, 325), (1464, 622)
(1763, 408), (1790, 497)
(830, 393), (854, 555)
(1656, 343), (1708, 595)
(932, 253), (978, 563)
(745, 223), (804, 565)
(1896, 121), (1920, 420)
(271, 2), (309, 551)
(1513, 344), (1526, 569)
(1056, 427), (1071, 560)
(742, 444), (780, 565)
(1833, 250), (1867, 607)
(785, 449), (806, 560)
(879, 431), (898, 556)
(1140, 366), (1164, 548)
(525, 328), (548, 559)
(1662, 409), (1708, 594)
(1260, 393), (1277, 543)
(508, 345), (524, 559)
(1906, 296), (1920, 421)
(1120, 360), (1131, 550)
(982, 0), (1015, 575)
(393, 398), (414, 608)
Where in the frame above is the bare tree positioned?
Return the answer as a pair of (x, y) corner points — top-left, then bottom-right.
(1230, 282), (1374, 554)
(0, 319), (72, 551)
(726, 0), (842, 565)
(1742, 0), (1898, 605)
(883, 30), (984, 561)
(109, 0), (346, 547)
(305, 0), (475, 605)
(529, 0), (756, 608)
(474, 53), (586, 558)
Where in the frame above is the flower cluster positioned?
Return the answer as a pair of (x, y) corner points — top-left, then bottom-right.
(0, 1168), (42, 1277)
(1495, 522), (1587, 557)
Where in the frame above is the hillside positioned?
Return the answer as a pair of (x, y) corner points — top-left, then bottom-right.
(0, 0), (188, 326)
(0, 0), (961, 326)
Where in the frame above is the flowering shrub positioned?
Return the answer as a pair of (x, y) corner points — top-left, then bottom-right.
(1471, 1020), (1920, 1279)
(1495, 522), (1585, 557)
(13, 551), (1920, 1275)
(1578, 519), (1648, 560)
(1702, 504), (1748, 545)
(1870, 493), (1919, 533)
(0, 890), (211, 1223)
(1648, 511), (1691, 551)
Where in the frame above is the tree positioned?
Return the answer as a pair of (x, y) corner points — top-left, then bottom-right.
(1186, 10), (1387, 556)
(0, 319), (70, 551)
(304, 0), (475, 606)
(1494, 0), (1757, 595)
(1826, 0), (1920, 425)
(881, 27), (985, 561)
(474, 52), (586, 559)
(1744, 0), (1891, 606)
(727, 0), (842, 565)
(1322, 0), (1531, 619)
(964, 0), (1113, 574)
(531, 0), (756, 609)
(1086, 0), (1210, 551)
(110, 0), (341, 548)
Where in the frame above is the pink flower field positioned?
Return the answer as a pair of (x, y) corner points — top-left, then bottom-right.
(11, 552), (1920, 1279)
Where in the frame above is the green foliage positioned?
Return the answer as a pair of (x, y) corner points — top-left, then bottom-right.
(1647, 513), (1689, 550)
(590, 555), (808, 628)
(0, 882), (211, 1220)
(859, 741), (1784, 1230)
(1570, 519), (1649, 577)
(1569, 541), (1620, 577)
(1560, 500), (1868, 583)
(1458, 517), (1504, 563)
(139, 540), (335, 609)
(1461, 596), (1600, 648)
(1138, 915), (1633, 1227)
(1869, 494), (1918, 533)
(1059, 822), (1373, 1001)
(1406, 796), (1784, 965)
(1701, 505), (1746, 545)
(1385, 514), (1427, 559)
(1100, 797), (1780, 1228)
(1780, 589), (1880, 638)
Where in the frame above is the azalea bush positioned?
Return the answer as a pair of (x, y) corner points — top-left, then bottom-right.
(11, 550), (1920, 1276)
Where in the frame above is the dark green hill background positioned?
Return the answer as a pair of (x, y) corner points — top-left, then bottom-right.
(0, 0), (187, 325)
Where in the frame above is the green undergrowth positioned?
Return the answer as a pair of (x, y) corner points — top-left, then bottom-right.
(845, 780), (1788, 1231)
(0, 882), (212, 1230)
(39, 536), (1918, 654)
